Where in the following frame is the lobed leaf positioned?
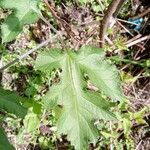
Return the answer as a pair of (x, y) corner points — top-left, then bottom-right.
(35, 46), (124, 149)
(35, 49), (65, 72)
(78, 46), (123, 101)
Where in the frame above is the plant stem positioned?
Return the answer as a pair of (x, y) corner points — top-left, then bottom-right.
(0, 34), (59, 72)
(131, 8), (150, 20)
(99, 0), (126, 47)
(126, 35), (150, 47)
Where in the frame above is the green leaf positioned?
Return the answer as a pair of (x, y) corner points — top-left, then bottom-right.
(23, 100), (41, 132)
(78, 0), (94, 4)
(123, 118), (131, 137)
(23, 111), (40, 133)
(0, 0), (40, 42)
(35, 48), (65, 72)
(35, 46), (124, 150)
(0, 128), (15, 150)
(0, 88), (27, 118)
(78, 46), (124, 101)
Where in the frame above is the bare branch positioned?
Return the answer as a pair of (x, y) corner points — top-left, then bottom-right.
(43, 0), (77, 40)
(132, 8), (150, 20)
(126, 34), (150, 47)
(99, 0), (126, 47)
(115, 34), (150, 52)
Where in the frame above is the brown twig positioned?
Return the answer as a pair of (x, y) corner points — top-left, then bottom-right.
(116, 20), (134, 36)
(126, 35), (150, 47)
(99, 0), (126, 48)
(43, 0), (77, 40)
(125, 34), (142, 44)
(132, 7), (150, 20)
(114, 34), (150, 53)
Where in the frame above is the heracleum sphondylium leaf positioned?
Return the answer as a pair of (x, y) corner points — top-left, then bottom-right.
(0, 0), (40, 42)
(35, 46), (124, 150)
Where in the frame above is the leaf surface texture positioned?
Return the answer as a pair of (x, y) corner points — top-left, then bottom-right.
(0, 0), (40, 42)
(0, 88), (27, 118)
(35, 46), (124, 150)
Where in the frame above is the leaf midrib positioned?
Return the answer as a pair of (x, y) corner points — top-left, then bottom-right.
(67, 56), (81, 149)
